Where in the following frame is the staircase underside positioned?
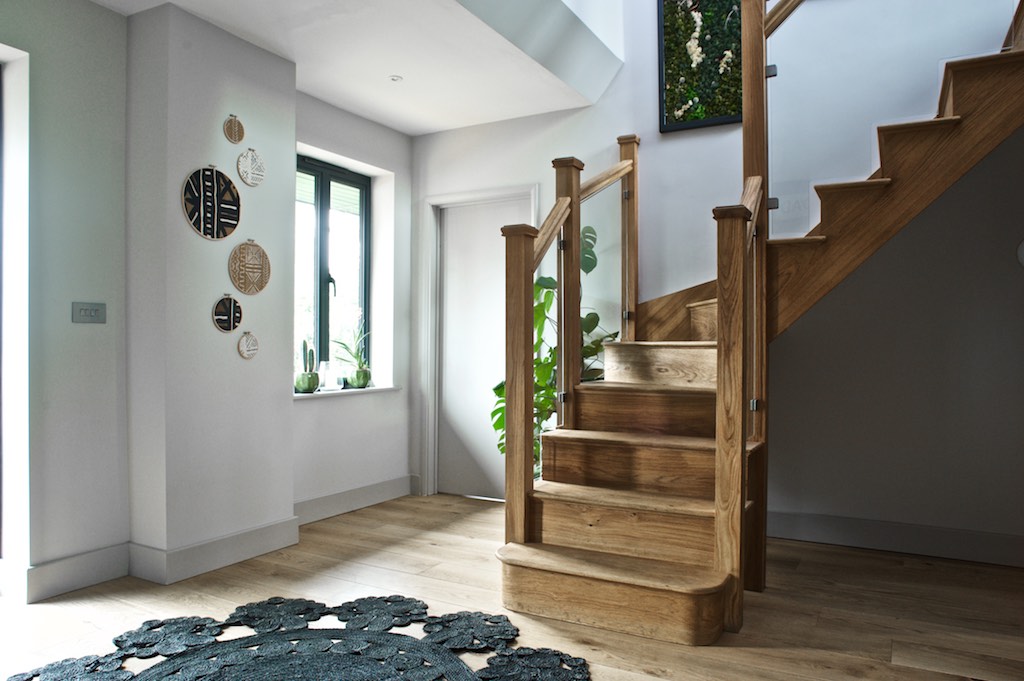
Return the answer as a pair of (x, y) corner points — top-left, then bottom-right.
(767, 50), (1024, 339)
(499, 46), (1024, 649)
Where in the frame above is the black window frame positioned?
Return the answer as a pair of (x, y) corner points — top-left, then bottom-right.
(296, 155), (372, 368)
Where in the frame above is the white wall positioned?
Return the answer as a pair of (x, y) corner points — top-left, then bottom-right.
(413, 0), (742, 301)
(767, 0), (1015, 237)
(126, 5), (298, 582)
(769, 129), (1024, 567)
(0, 0), (129, 601)
(291, 93), (414, 515)
(410, 0), (741, 492)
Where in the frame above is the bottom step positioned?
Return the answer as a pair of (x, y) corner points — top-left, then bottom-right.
(496, 543), (728, 645)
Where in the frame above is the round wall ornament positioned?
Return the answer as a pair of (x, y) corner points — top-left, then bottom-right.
(237, 148), (266, 187)
(238, 331), (259, 359)
(182, 166), (241, 240)
(223, 114), (245, 144)
(228, 239), (271, 294)
(212, 295), (242, 332)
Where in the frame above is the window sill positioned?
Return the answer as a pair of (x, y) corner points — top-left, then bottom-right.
(293, 385), (400, 401)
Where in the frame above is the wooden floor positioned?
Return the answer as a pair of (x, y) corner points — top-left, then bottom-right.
(2, 494), (1022, 680)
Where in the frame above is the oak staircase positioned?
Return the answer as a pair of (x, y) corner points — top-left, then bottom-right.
(497, 0), (1024, 646)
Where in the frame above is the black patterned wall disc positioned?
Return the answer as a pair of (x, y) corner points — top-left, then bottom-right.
(182, 167), (241, 240)
(212, 295), (242, 332)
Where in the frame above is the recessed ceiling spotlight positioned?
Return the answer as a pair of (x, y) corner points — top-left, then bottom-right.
(389, 75), (403, 83)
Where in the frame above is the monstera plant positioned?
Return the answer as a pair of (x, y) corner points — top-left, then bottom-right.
(491, 225), (619, 474)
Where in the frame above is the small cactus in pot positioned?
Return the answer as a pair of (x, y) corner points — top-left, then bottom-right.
(294, 339), (320, 393)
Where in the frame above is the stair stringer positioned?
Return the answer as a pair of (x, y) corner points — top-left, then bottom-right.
(767, 50), (1024, 340)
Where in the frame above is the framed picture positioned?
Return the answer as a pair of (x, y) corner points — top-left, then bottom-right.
(659, 0), (742, 132)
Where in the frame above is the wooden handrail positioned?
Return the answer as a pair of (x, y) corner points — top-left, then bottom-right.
(765, 0), (805, 38)
(739, 175), (764, 225)
(580, 159), (633, 202)
(532, 197), (571, 271)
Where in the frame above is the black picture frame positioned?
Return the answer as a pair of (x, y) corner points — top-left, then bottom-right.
(659, 0), (743, 133)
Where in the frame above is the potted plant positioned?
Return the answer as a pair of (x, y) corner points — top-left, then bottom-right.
(294, 339), (319, 393)
(333, 325), (371, 388)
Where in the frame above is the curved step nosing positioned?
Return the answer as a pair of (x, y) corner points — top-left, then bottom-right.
(497, 545), (728, 595)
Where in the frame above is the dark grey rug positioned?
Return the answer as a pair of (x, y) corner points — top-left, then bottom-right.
(8, 595), (589, 680)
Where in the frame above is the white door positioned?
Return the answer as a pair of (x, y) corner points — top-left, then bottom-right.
(438, 196), (532, 498)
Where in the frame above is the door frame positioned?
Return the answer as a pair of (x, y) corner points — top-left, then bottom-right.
(417, 185), (538, 496)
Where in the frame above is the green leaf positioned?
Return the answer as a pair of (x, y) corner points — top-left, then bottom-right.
(581, 312), (600, 334)
(582, 367), (604, 381)
(581, 225), (597, 250)
(580, 225), (598, 275)
(535, 276), (557, 290)
(580, 249), (597, 275)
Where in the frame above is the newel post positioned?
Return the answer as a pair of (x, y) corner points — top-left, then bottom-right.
(618, 135), (640, 342)
(553, 157), (583, 429)
(714, 204), (750, 633)
(502, 224), (539, 544)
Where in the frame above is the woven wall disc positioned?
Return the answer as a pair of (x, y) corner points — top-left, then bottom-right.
(182, 167), (241, 240)
(228, 239), (271, 295)
(237, 148), (266, 187)
(238, 332), (259, 359)
(212, 295), (242, 332)
(223, 114), (245, 144)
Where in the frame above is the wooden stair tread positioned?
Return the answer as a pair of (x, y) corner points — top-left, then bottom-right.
(576, 380), (717, 396)
(685, 298), (717, 310)
(877, 115), (962, 136)
(767, 235), (827, 246)
(604, 340), (716, 348)
(542, 428), (761, 453)
(533, 480), (716, 517)
(497, 542), (728, 595)
(814, 178), (892, 195)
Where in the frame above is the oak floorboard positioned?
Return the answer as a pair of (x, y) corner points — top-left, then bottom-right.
(2, 494), (1021, 681)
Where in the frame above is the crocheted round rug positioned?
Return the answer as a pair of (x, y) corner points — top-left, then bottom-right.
(8, 595), (589, 681)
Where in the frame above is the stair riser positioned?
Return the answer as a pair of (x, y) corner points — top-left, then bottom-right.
(688, 305), (717, 341)
(604, 345), (717, 389)
(817, 186), (890, 226)
(878, 122), (960, 181)
(574, 390), (716, 437)
(529, 498), (715, 566)
(542, 438), (714, 498)
(501, 564), (724, 645)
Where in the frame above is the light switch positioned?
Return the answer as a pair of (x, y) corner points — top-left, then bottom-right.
(72, 302), (106, 324)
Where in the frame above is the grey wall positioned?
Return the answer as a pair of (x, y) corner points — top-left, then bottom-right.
(0, 0), (129, 600)
(768, 128), (1024, 566)
(124, 4), (298, 583)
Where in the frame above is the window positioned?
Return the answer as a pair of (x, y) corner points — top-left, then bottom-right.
(294, 157), (371, 378)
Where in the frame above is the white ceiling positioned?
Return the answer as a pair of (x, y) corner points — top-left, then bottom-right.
(89, 0), (605, 136)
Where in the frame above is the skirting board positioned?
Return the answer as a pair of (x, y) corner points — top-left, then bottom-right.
(768, 511), (1024, 568)
(2, 543), (130, 603)
(130, 516), (299, 585)
(294, 476), (412, 526)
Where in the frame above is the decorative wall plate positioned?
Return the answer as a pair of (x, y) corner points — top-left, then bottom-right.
(237, 148), (266, 187)
(228, 239), (271, 294)
(223, 114), (245, 144)
(212, 295), (242, 332)
(238, 331), (259, 359)
(182, 167), (241, 240)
